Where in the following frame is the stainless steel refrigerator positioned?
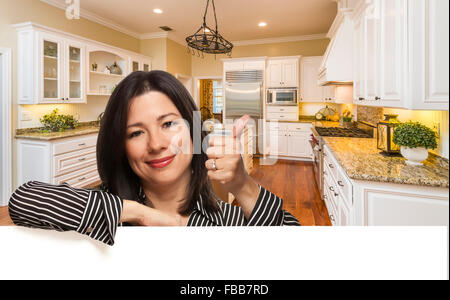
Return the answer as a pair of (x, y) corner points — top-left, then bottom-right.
(224, 70), (264, 156)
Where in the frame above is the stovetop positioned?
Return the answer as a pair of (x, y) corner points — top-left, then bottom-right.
(314, 127), (373, 138)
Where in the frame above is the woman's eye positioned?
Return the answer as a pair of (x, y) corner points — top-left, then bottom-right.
(129, 131), (143, 138)
(163, 121), (176, 128)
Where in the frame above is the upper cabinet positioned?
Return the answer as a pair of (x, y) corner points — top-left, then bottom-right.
(14, 22), (152, 105)
(17, 29), (87, 104)
(130, 55), (152, 73)
(266, 57), (300, 88)
(353, 0), (449, 110)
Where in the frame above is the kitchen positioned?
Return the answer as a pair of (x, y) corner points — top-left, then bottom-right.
(0, 0), (449, 228)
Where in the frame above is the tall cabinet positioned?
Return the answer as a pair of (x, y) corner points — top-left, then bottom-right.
(353, 0), (449, 110)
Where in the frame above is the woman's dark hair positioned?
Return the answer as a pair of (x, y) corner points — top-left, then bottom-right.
(97, 70), (219, 215)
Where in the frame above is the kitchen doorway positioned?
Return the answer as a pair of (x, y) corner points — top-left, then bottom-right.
(0, 47), (12, 206)
(194, 76), (223, 123)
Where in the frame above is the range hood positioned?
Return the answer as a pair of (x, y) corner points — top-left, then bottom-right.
(318, 12), (354, 86)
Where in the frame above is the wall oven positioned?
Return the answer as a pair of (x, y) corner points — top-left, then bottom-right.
(267, 88), (298, 106)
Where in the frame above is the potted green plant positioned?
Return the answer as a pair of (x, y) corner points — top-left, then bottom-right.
(393, 121), (438, 165)
(39, 108), (79, 133)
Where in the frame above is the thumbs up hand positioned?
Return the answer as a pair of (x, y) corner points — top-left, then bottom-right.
(205, 115), (259, 204)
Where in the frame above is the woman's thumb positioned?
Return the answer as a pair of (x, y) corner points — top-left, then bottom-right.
(232, 115), (251, 138)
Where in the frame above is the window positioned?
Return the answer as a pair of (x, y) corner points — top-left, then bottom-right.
(212, 80), (223, 114)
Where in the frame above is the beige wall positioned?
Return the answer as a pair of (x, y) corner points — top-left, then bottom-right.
(191, 39), (330, 77)
(166, 38), (191, 77)
(140, 38), (167, 71)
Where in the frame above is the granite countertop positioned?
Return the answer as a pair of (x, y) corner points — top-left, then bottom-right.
(277, 116), (341, 127)
(15, 121), (100, 141)
(323, 137), (449, 188)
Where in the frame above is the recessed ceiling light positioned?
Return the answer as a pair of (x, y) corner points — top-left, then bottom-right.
(153, 8), (163, 14)
(258, 22), (267, 27)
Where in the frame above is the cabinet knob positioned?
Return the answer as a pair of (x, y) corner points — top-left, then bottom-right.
(375, 96), (381, 100)
(329, 186), (335, 191)
(358, 97), (365, 101)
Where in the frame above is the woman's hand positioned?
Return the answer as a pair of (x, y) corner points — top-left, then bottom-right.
(120, 200), (181, 226)
(205, 115), (260, 219)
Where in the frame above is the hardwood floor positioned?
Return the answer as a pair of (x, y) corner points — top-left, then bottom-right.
(0, 158), (330, 226)
(250, 158), (331, 226)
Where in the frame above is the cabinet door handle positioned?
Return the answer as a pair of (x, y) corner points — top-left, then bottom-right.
(338, 181), (344, 187)
(78, 177), (86, 181)
(329, 186), (335, 191)
(78, 143), (86, 146)
(375, 96), (381, 100)
(78, 157), (86, 162)
(323, 170), (327, 175)
(329, 163), (334, 168)
(358, 97), (365, 101)
(330, 214), (335, 222)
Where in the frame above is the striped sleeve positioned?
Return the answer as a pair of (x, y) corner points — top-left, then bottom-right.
(8, 181), (123, 246)
(246, 185), (301, 226)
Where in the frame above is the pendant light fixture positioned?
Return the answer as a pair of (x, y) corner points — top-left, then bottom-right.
(186, 0), (233, 57)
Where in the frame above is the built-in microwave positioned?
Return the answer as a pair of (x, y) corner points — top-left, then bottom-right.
(267, 88), (298, 105)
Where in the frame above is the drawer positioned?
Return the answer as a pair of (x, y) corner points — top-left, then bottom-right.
(267, 112), (298, 121)
(323, 146), (338, 181)
(336, 166), (352, 206)
(287, 123), (312, 132)
(53, 146), (97, 177)
(267, 122), (289, 131)
(53, 134), (98, 156)
(267, 106), (298, 114)
(53, 163), (100, 188)
(288, 131), (310, 137)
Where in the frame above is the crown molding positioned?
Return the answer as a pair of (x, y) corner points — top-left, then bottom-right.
(232, 33), (328, 46)
(40, 0), (329, 48)
(40, 0), (142, 39)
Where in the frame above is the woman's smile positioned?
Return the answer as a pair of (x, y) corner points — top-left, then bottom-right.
(146, 154), (176, 168)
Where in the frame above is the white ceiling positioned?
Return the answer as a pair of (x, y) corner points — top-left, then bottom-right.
(44, 0), (337, 42)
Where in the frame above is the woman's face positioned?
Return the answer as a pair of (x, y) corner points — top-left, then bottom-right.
(125, 91), (193, 187)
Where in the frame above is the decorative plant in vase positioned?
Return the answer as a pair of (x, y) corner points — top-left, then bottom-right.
(342, 109), (353, 128)
(393, 121), (438, 165)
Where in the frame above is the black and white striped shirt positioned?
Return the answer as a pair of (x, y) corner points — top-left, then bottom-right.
(8, 181), (301, 246)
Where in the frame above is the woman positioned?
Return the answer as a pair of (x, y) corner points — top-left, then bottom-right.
(8, 71), (300, 246)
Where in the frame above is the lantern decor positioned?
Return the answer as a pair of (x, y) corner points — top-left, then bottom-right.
(186, 0), (233, 58)
(377, 114), (402, 156)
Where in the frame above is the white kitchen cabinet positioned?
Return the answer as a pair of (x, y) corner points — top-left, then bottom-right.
(300, 56), (339, 103)
(352, 0), (449, 110)
(408, 0), (449, 110)
(267, 122), (312, 160)
(300, 56), (323, 102)
(16, 29), (87, 104)
(16, 134), (100, 189)
(267, 57), (300, 88)
(223, 58), (266, 72)
(266, 105), (298, 121)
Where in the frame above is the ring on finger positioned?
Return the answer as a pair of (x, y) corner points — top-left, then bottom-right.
(211, 159), (217, 171)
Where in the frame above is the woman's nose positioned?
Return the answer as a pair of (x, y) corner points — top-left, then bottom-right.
(146, 130), (168, 152)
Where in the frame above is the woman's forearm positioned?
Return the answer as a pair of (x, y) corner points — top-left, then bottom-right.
(232, 176), (260, 220)
(120, 200), (180, 226)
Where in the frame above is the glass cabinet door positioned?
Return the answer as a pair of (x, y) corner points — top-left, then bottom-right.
(42, 38), (62, 102)
(143, 63), (150, 72)
(66, 42), (84, 102)
(132, 60), (139, 72)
